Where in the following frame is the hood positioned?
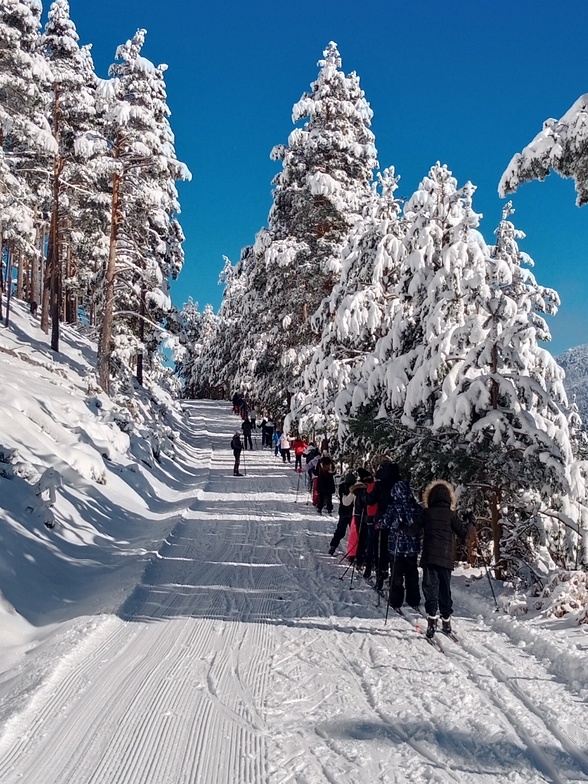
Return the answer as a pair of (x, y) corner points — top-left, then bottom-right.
(390, 480), (416, 505)
(357, 467), (373, 482)
(376, 461), (401, 485)
(423, 480), (457, 510)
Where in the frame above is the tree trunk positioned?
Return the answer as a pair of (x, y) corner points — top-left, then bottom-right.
(490, 488), (504, 580)
(16, 245), (24, 299)
(39, 223), (49, 331)
(4, 244), (12, 327)
(50, 83), (63, 353)
(98, 165), (121, 394)
(136, 286), (145, 386)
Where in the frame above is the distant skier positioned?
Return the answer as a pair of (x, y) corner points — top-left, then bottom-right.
(231, 432), (244, 476)
(242, 416), (253, 450)
(420, 480), (476, 638)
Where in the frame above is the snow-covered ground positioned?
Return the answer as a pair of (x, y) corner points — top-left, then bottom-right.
(1, 304), (588, 783)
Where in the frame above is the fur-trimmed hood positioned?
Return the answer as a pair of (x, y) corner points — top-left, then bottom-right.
(423, 480), (457, 510)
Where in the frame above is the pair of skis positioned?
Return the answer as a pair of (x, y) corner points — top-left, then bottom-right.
(392, 606), (459, 653)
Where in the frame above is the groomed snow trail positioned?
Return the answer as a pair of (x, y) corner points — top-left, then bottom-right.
(0, 400), (587, 783)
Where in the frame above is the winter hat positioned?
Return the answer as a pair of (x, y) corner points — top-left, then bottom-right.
(343, 472), (357, 485)
(357, 467), (373, 482)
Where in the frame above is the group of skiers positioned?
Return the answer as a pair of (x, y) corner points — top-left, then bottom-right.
(229, 396), (476, 639)
(328, 458), (477, 639)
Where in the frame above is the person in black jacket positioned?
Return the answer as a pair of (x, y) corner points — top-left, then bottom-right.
(367, 459), (401, 590)
(241, 417), (253, 450)
(420, 480), (476, 638)
(231, 432), (244, 476)
(316, 453), (336, 514)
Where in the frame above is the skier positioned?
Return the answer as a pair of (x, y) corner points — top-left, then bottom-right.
(367, 459), (401, 590)
(328, 472), (356, 555)
(351, 467), (373, 571)
(379, 479), (423, 612)
(279, 432), (291, 463)
(249, 407), (257, 430)
(420, 480), (476, 638)
(230, 432), (244, 476)
(241, 416), (253, 450)
(291, 435), (308, 472)
(316, 452), (336, 515)
(262, 417), (275, 448)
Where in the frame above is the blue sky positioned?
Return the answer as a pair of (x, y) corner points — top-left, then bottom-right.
(66, 0), (588, 354)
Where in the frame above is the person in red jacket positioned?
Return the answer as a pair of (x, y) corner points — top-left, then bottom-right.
(291, 435), (308, 471)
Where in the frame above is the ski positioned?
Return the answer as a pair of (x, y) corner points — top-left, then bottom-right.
(390, 606), (445, 653)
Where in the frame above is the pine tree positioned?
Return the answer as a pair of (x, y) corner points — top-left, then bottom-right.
(244, 42), (378, 414)
(345, 164), (483, 461)
(97, 29), (189, 394)
(500, 93), (588, 206)
(291, 168), (404, 450)
(0, 0), (56, 325)
(434, 203), (586, 578)
(42, 0), (107, 349)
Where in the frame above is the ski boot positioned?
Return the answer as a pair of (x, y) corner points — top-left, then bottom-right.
(426, 616), (438, 639)
(441, 617), (452, 635)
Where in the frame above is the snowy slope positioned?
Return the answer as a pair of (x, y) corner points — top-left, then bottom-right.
(0, 386), (587, 780)
(1, 305), (588, 783)
(558, 343), (588, 423)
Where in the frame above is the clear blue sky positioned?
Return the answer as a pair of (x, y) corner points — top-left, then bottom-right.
(66, 0), (588, 354)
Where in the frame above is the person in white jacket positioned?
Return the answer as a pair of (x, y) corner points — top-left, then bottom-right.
(328, 472), (357, 554)
(279, 432), (291, 463)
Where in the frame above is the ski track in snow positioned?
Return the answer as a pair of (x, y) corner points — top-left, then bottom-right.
(0, 400), (587, 783)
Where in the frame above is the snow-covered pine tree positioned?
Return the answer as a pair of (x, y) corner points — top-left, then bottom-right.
(290, 167), (405, 452)
(96, 29), (190, 394)
(194, 253), (250, 400)
(174, 301), (218, 399)
(499, 93), (588, 206)
(0, 0), (56, 325)
(344, 164), (484, 468)
(246, 42), (378, 415)
(42, 0), (107, 349)
(434, 203), (587, 578)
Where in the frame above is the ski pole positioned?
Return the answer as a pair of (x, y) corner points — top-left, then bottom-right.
(350, 510), (365, 590)
(295, 470), (301, 502)
(242, 448), (246, 477)
(375, 529), (382, 607)
(478, 545), (499, 610)
(384, 535), (399, 625)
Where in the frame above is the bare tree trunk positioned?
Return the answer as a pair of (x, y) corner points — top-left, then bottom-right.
(16, 245), (24, 299)
(136, 286), (145, 386)
(489, 336), (504, 577)
(4, 244), (12, 327)
(38, 223), (49, 329)
(30, 220), (40, 316)
(50, 84), (63, 353)
(49, 189), (61, 352)
(0, 231), (4, 323)
(65, 243), (77, 324)
(98, 163), (121, 394)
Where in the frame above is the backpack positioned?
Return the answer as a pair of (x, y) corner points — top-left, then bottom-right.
(230, 435), (241, 450)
